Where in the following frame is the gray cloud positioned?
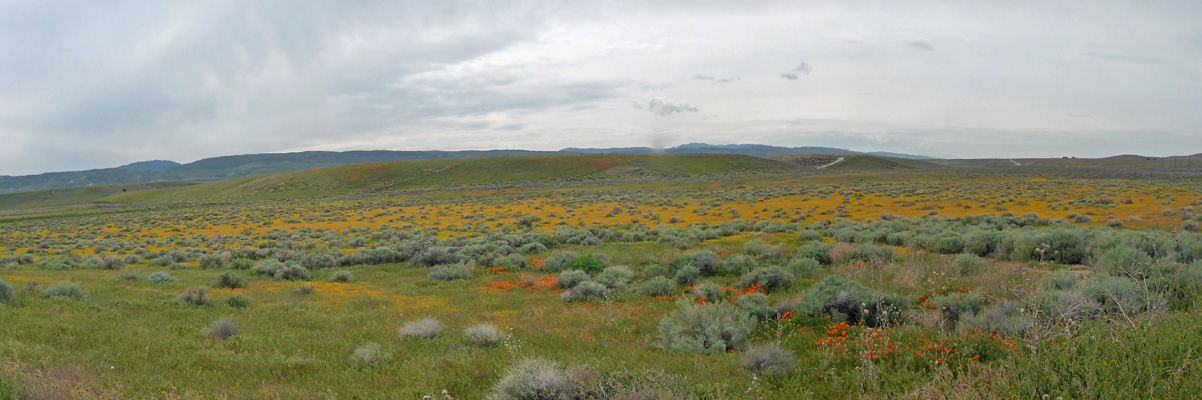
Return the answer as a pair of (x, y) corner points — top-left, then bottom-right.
(693, 75), (739, 83)
(1, 1), (1201, 175)
(906, 39), (935, 51)
(637, 98), (699, 116)
(780, 62), (812, 80)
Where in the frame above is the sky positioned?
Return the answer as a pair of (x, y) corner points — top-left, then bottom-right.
(1, 0), (1200, 175)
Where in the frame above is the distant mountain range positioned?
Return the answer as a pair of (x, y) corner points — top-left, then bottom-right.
(0, 144), (935, 194)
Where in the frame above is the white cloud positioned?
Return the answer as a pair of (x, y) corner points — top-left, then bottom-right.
(0, 1), (1200, 175)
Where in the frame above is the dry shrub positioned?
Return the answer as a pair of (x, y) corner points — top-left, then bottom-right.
(902, 362), (1007, 400)
(830, 242), (852, 263)
(0, 359), (121, 400)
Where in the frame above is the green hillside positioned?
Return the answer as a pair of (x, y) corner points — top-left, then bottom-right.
(827, 155), (937, 170)
(0, 182), (193, 211)
(108, 153), (800, 203)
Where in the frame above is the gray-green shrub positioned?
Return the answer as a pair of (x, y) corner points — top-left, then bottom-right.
(207, 318), (237, 339)
(176, 287), (211, 306)
(933, 292), (985, 323)
(331, 270), (353, 283)
(674, 265), (700, 285)
(557, 270), (589, 289)
(0, 278), (12, 303)
(658, 299), (756, 353)
(350, 342), (391, 370)
(561, 281), (607, 302)
(953, 254), (985, 276)
(735, 266), (793, 292)
(148, 271), (176, 283)
(639, 276), (675, 297)
(786, 256), (824, 278)
(464, 323), (504, 346)
(429, 263), (472, 281)
(491, 358), (583, 400)
(399, 317), (442, 339)
(736, 292), (777, 321)
(741, 343), (795, 376)
(213, 272), (247, 289)
(797, 276), (906, 326)
(595, 265), (634, 291)
(225, 294), (250, 308)
(43, 281), (88, 301)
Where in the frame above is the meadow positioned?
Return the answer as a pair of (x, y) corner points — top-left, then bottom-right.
(2, 155), (1201, 399)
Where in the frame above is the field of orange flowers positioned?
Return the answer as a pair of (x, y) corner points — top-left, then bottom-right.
(1, 169), (1201, 399)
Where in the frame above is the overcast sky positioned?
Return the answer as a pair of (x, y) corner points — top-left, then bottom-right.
(1, 1), (1200, 175)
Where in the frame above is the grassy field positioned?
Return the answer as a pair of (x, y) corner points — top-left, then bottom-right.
(2, 154), (1201, 399)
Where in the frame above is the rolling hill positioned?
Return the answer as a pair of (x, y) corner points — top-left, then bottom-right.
(826, 155), (940, 170)
(0, 144), (933, 194)
(105, 153), (802, 203)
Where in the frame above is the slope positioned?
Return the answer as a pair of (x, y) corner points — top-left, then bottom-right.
(108, 153), (801, 203)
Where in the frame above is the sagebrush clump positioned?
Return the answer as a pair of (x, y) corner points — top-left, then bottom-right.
(43, 281), (88, 301)
(399, 317), (441, 339)
(658, 299), (756, 353)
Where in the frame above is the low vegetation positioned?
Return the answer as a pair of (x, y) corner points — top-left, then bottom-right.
(2, 155), (1201, 397)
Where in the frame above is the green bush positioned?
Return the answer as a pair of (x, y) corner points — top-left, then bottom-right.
(225, 294), (250, 308)
(933, 292), (985, 323)
(674, 265), (700, 285)
(595, 265), (634, 291)
(213, 272), (247, 289)
(693, 282), (727, 303)
(847, 244), (896, 262)
(1092, 246), (1152, 278)
(252, 259), (287, 276)
(350, 342), (391, 370)
(429, 263), (472, 281)
(679, 250), (721, 276)
(0, 278), (12, 303)
(274, 265), (311, 281)
(642, 264), (669, 278)
(658, 299), (756, 353)
(798, 230), (823, 242)
(331, 270), (353, 283)
(541, 251), (579, 272)
(43, 281), (88, 301)
(230, 259), (253, 270)
(198, 254), (226, 269)
(741, 343), (795, 376)
(786, 256), (824, 278)
(735, 266), (793, 292)
(953, 254), (985, 276)
(148, 271), (176, 283)
(566, 253), (608, 274)
(796, 242), (834, 266)
(557, 270), (589, 289)
(797, 276), (906, 326)
(743, 239), (769, 256)
(638, 276), (675, 297)
(519, 242), (547, 254)
(736, 292), (777, 321)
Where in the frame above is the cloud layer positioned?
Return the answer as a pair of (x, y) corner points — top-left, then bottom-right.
(1, 1), (1200, 174)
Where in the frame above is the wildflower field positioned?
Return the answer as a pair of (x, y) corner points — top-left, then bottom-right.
(2, 155), (1201, 399)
